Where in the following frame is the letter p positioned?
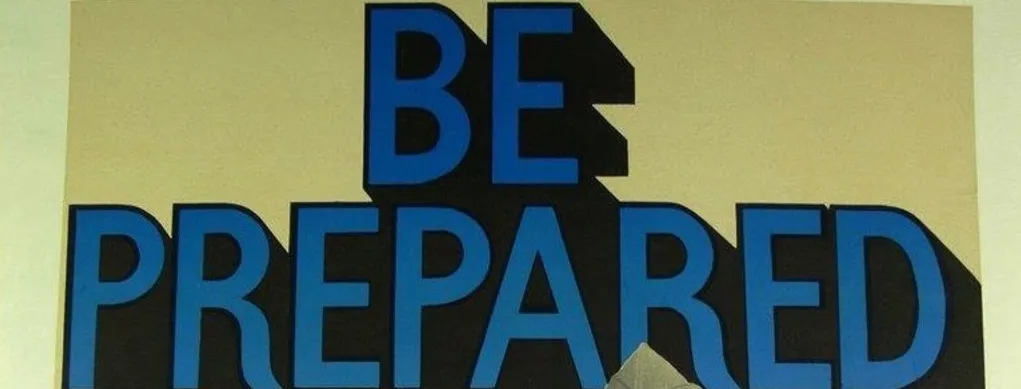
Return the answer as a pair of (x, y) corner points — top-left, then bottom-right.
(65, 207), (166, 388)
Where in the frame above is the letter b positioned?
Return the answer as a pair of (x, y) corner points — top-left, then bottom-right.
(366, 6), (470, 185)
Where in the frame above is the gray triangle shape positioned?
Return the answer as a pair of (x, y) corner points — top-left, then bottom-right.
(606, 343), (702, 389)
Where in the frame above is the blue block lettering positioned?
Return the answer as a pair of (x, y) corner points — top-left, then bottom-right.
(472, 206), (603, 388)
(836, 208), (946, 389)
(491, 7), (578, 184)
(293, 205), (380, 387)
(619, 205), (738, 389)
(172, 206), (280, 389)
(66, 207), (166, 388)
(395, 207), (490, 387)
(367, 7), (470, 185)
(741, 206), (831, 388)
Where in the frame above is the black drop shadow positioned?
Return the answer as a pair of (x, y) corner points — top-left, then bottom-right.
(896, 223), (984, 389)
(825, 208), (984, 389)
(361, 3), (633, 388)
(713, 206), (984, 389)
(64, 2), (985, 388)
(68, 213), (177, 389)
(191, 230), (293, 389)
(69, 208), (293, 389)
(645, 220), (749, 388)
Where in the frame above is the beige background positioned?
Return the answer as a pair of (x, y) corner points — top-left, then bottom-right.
(4, 0), (1021, 388)
(65, 0), (979, 275)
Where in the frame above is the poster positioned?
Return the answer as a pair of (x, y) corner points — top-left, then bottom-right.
(59, 0), (983, 388)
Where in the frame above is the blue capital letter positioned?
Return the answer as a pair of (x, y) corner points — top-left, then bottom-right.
(395, 207), (489, 387)
(491, 7), (578, 184)
(837, 208), (946, 389)
(620, 204), (738, 389)
(367, 6), (470, 185)
(66, 207), (166, 388)
(293, 205), (380, 387)
(173, 206), (279, 389)
(741, 206), (831, 388)
(472, 207), (603, 388)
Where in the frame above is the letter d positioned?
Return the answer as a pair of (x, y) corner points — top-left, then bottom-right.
(836, 207), (946, 389)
